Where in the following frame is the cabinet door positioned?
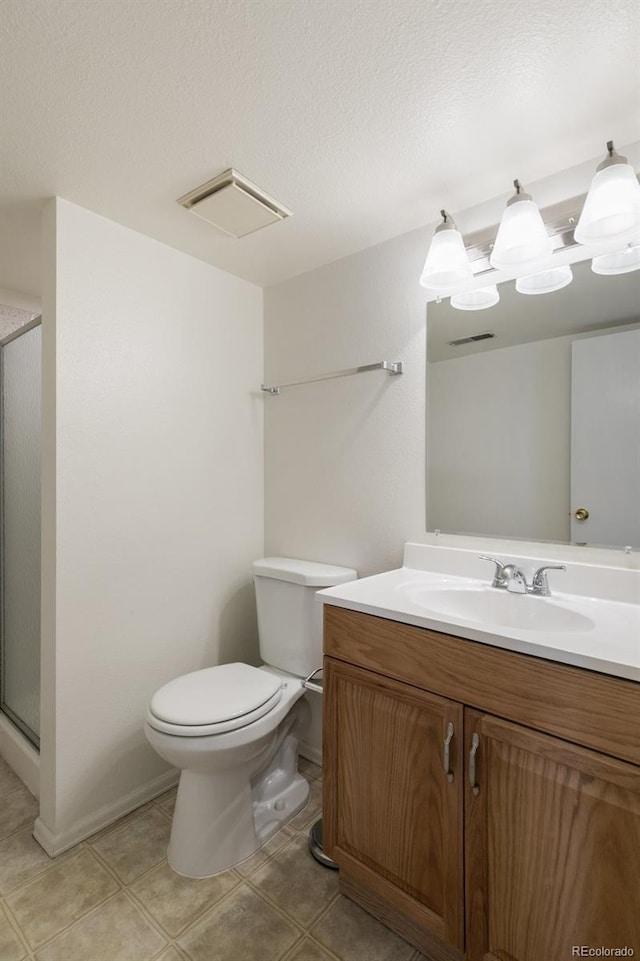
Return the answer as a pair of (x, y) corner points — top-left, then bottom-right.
(324, 657), (464, 950)
(465, 710), (640, 961)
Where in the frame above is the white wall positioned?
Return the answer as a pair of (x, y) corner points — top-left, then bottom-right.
(0, 287), (41, 315)
(262, 146), (640, 577)
(264, 230), (428, 760)
(428, 337), (572, 542)
(38, 198), (264, 852)
(264, 227), (428, 578)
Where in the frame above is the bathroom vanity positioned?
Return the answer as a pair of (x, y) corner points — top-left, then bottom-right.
(319, 543), (640, 961)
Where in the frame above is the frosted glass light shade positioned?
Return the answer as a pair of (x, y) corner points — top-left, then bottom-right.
(450, 285), (500, 311)
(516, 264), (573, 295)
(575, 163), (640, 246)
(591, 244), (640, 275)
(420, 225), (473, 290)
(489, 198), (553, 272)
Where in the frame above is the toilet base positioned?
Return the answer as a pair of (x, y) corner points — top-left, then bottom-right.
(167, 767), (310, 879)
(252, 729), (309, 846)
(165, 699), (311, 878)
(253, 770), (309, 848)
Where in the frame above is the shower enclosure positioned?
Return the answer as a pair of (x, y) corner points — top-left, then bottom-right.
(0, 319), (41, 748)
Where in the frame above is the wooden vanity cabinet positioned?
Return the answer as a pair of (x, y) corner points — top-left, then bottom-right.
(323, 659), (464, 954)
(322, 605), (640, 961)
(464, 711), (640, 961)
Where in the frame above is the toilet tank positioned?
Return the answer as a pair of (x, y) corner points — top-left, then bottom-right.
(253, 557), (357, 677)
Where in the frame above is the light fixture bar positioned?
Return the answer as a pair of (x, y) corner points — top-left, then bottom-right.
(464, 192), (588, 274)
(420, 146), (640, 296)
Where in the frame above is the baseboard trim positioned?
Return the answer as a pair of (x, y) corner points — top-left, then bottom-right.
(0, 712), (40, 798)
(299, 741), (322, 767)
(33, 768), (179, 857)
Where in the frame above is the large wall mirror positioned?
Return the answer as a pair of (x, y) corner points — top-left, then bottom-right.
(426, 257), (640, 549)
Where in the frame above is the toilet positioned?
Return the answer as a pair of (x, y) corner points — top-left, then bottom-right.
(144, 557), (357, 878)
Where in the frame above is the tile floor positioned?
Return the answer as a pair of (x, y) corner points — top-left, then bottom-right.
(0, 755), (427, 961)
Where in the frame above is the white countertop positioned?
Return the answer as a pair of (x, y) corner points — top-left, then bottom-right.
(318, 544), (640, 683)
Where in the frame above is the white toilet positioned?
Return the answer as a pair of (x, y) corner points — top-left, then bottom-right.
(144, 557), (356, 878)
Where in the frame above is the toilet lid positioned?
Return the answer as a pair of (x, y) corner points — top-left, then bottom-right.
(149, 663), (282, 727)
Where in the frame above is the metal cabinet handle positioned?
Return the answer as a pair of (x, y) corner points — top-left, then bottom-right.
(443, 722), (454, 783)
(469, 732), (480, 796)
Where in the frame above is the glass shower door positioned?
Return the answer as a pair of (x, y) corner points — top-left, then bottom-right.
(1, 321), (41, 746)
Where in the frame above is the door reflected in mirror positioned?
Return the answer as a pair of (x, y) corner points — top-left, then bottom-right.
(426, 257), (640, 549)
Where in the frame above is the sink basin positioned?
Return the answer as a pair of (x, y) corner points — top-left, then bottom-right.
(401, 585), (595, 633)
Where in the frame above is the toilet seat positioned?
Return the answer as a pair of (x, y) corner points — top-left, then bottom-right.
(147, 663), (283, 737)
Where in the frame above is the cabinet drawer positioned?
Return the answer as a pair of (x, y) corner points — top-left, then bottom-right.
(324, 604), (640, 765)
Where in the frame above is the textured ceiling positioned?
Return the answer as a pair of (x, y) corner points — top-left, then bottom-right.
(1, 0), (639, 296)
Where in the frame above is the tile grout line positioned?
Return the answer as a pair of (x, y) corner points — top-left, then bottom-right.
(0, 832), (78, 900)
(280, 928), (346, 961)
(301, 887), (344, 934)
(4, 854), (126, 956)
(27, 886), (198, 961)
(244, 872), (326, 936)
(26, 889), (129, 958)
(149, 941), (190, 961)
(197, 869), (311, 941)
(174, 872), (310, 953)
(0, 812), (40, 846)
(86, 837), (153, 889)
(152, 804), (175, 825)
(235, 827), (299, 880)
(0, 896), (33, 960)
(112, 852), (175, 890)
(119, 887), (173, 950)
(123, 865), (244, 943)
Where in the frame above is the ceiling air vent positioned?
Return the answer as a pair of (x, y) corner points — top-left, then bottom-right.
(177, 169), (292, 238)
(447, 332), (495, 347)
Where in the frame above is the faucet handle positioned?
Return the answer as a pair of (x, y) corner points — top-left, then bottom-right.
(531, 564), (566, 596)
(479, 555), (507, 588)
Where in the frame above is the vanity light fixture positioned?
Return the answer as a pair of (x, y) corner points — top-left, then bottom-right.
(419, 138), (639, 299)
(419, 210), (474, 290)
(515, 264), (573, 295)
(450, 285), (500, 311)
(489, 180), (553, 273)
(591, 242), (640, 276)
(574, 142), (640, 247)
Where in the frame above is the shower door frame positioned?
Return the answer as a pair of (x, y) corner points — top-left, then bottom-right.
(0, 316), (42, 749)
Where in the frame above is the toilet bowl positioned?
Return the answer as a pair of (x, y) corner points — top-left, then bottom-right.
(145, 664), (311, 877)
(144, 557), (357, 878)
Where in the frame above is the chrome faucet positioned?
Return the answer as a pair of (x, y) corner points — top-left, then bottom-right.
(529, 565), (567, 597)
(479, 555), (566, 596)
(479, 555), (511, 589)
